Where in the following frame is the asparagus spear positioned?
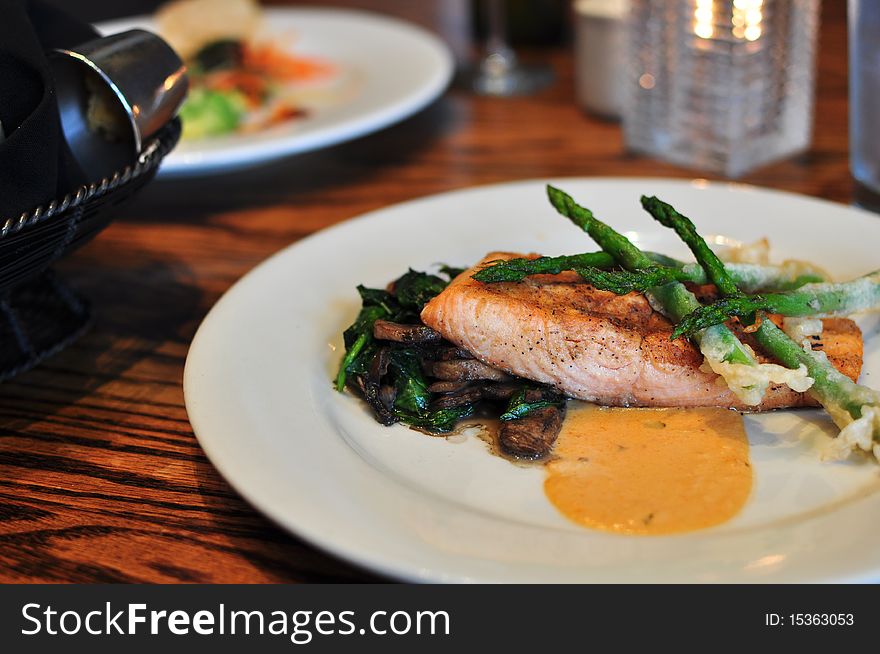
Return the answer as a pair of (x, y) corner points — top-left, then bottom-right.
(753, 319), (880, 460)
(643, 195), (880, 460)
(680, 262), (824, 292)
(473, 251), (679, 282)
(640, 196), (741, 295)
(570, 265), (691, 294)
(672, 271), (880, 338)
(474, 252), (618, 281)
(473, 251), (823, 290)
(546, 185), (772, 404)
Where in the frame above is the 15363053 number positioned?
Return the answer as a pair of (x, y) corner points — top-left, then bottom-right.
(790, 614), (854, 626)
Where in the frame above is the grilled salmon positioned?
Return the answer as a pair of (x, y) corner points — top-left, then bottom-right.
(420, 252), (863, 410)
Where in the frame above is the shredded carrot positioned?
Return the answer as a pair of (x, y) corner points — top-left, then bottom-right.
(243, 44), (335, 81)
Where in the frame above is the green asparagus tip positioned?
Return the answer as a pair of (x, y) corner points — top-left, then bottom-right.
(546, 185), (570, 212)
(673, 297), (750, 339)
(640, 196), (675, 227)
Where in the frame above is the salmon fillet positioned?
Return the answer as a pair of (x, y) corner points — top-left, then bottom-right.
(420, 252), (864, 410)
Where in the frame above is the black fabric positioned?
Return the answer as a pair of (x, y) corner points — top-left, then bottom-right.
(0, 0), (98, 219)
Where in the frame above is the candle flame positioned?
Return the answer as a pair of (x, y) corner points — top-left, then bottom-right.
(732, 0), (763, 41)
(694, 0), (714, 39)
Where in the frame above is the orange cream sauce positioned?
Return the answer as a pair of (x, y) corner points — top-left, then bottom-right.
(544, 404), (752, 535)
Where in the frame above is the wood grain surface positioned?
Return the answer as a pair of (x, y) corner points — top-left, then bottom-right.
(0, 0), (858, 582)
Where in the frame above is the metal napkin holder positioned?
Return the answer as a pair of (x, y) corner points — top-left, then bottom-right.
(0, 25), (187, 382)
(0, 119), (181, 382)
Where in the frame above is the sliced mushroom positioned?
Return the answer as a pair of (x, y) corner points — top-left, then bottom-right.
(521, 388), (546, 403)
(423, 359), (511, 382)
(424, 345), (475, 361)
(368, 346), (391, 381)
(431, 386), (483, 410)
(353, 346), (395, 426)
(499, 405), (565, 459)
(373, 320), (442, 344)
(479, 382), (521, 401)
(427, 380), (472, 394)
(348, 375), (396, 426)
(379, 385), (396, 411)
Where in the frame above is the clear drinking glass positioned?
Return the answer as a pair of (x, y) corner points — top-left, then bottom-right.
(623, 0), (820, 178)
(459, 0), (554, 96)
(850, 0), (880, 208)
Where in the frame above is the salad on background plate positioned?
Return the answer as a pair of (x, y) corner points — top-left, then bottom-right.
(156, 0), (354, 140)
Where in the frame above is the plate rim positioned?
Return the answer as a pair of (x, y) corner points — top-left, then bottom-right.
(184, 176), (880, 583)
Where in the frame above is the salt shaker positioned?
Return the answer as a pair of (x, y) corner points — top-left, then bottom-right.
(623, 0), (820, 178)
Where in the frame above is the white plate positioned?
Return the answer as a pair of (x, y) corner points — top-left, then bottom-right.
(98, 8), (453, 177)
(184, 178), (880, 583)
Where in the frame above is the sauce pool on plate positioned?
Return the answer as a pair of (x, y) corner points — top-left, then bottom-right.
(543, 404), (752, 535)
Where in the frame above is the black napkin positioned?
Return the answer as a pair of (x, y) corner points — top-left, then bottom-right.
(0, 0), (98, 219)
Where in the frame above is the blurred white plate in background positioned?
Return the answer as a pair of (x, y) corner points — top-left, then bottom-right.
(98, 7), (453, 177)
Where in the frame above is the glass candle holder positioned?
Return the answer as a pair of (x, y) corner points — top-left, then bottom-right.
(850, 0), (880, 209)
(623, 0), (820, 178)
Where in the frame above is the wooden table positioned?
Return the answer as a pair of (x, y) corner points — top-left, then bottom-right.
(0, 0), (854, 582)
